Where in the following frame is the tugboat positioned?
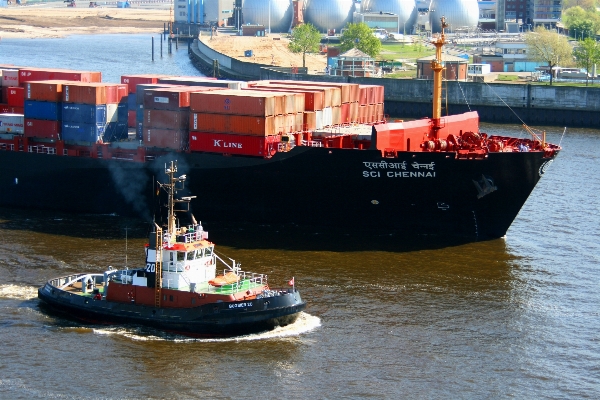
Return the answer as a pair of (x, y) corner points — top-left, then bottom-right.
(38, 161), (306, 337)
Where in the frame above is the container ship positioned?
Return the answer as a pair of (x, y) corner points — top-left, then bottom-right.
(0, 19), (560, 243)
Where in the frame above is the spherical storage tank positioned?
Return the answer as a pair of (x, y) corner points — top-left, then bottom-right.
(364, 0), (418, 34)
(304, 0), (355, 32)
(242, 0), (293, 33)
(429, 0), (479, 33)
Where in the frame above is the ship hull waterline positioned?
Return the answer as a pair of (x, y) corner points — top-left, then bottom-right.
(1, 145), (558, 242)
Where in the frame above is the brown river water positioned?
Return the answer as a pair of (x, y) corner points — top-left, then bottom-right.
(0, 35), (598, 399)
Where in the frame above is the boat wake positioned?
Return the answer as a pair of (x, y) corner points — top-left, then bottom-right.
(0, 284), (38, 300)
(91, 312), (321, 342)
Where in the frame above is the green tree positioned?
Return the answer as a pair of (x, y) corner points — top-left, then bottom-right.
(288, 23), (321, 69)
(339, 22), (382, 58)
(573, 37), (600, 85)
(563, 0), (597, 12)
(563, 6), (600, 38)
(524, 26), (574, 85)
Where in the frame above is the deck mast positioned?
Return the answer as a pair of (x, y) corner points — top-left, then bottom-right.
(430, 16), (448, 138)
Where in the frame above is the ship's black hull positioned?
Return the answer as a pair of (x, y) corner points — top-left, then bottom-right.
(38, 283), (306, 337)
(1, 145), (557, 242)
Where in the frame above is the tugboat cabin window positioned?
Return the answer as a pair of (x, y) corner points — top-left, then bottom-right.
(205, 247), (213, 257)
(177, 252), (185, 261)
(187, 251), (196, 260)
(195, 249), (204, 259)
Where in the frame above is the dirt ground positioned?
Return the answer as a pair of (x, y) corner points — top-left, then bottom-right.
(0, 2), (170, 38)
(198, 33), (328, 74)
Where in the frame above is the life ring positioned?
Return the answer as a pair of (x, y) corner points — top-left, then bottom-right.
(185, 265), (190, 271)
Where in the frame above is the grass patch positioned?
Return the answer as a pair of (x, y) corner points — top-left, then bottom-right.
(385, 70), (417, 79)
(497, 75), (519, 81)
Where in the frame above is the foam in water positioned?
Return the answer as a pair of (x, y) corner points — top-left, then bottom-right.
(92, 312), (321, 342)
(0, 284), (39, 300)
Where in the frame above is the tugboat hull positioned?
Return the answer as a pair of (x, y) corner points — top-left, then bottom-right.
(38, 282), (306, 337)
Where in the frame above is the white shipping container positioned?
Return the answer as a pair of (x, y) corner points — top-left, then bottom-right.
(1, 69), (19, 87)
(0, 113), (24, 134)
(322, 107), (333, 127)
(315, 109), (323, 130)
(106, 103), (118, 123)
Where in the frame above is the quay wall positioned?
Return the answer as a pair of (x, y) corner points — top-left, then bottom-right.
(190, 40), (600, 128)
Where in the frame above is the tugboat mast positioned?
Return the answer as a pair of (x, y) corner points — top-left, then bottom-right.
(431, 16), (448, 138)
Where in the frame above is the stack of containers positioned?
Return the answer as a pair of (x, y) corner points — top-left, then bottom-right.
(357, 85), (385, 123)
(0, 69), (24, 114)
(158, 76), (244, 90)
(188, 89), (296, 157)
(134, 83), (182, 141)
(142, 86), (223, 150)
(61, 82), (108, 144)
(121, 74), (173, 129)
(19, 68), (102, 84)
(23, 80), (65, 140)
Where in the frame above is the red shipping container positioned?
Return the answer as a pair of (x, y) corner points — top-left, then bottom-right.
(127, 110), (136, 128)
(0, 104), (23, 114)
(190, 112), (275, 136)
(190, 90), (282, 116)
(7, 87), (24, 107)
(121, 74), (172, 94)
(144, 128), (187, 150)
(63, 83), (107, 104)
(245, 85), (324, 111)
(19, 68), (101, 84)
(189, 131), (280, 157)
(24, 118), (60, 139)
(340, 103), (350, 124)
(376, 103), (384, 122)
(349, 102), (359, 123)
(25, 80), (67, 102)
(242, 87), (305, 113)
(116, 84), (128, 104)
(145, 109), (189, 130)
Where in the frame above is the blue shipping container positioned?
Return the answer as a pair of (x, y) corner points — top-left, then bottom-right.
(136, 121), (143, 141)
(63, 103), (107, 125)
(62, 122), (105, 143)
(117, 103), (128, 122)
(103, 122), (128, 142)
(127, 93), (137, 111)
(24, 101), (62, 121)
(136, 107), (144, 123)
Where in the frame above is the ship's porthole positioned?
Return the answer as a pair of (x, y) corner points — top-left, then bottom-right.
(371, 200), (379, 205)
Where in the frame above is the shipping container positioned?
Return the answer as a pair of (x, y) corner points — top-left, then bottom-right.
(1, 69), (19, 87)
(145, 109), (189, 130)
(107, 103), (118, 123)
(63, 83), (107, 105)
(341, 103), (350, 124)
(303, 112), (316, 131)
(24, 100), (62, 120)
(241, 88), (305, 114)
(121, 74), (173, 94)
(7, 87), (24, 107)
(315, 109), (323, 130)
(117, 103), (127, 122)
(142, 87), (208, 110)
(136, 121), (143, 141)
(62, 103), (107, 125)
(189, 131), (280, 157)
(135, 83), (183, 104)
(24, 118), (60, 139)
(322, 107), (333, 127)
(257, 82), (342, 107)
(61, 122), (104, 143)
(0, 105), (23, 114)
(19, 68), (101, 84)
(349, 102), (359, 123)
(103, 121), (128, 142)
(247, 84), (325, 111)
(189, 90), (285, 117)
(267, 80), (360, 104)
(127, 110), (136, 128)
(25, 80), (66, 102)
(127, 93), (137, 111)
(144, 127), (188, 150)
(190, 112), (276, 136)
(0, 113), (24, 134)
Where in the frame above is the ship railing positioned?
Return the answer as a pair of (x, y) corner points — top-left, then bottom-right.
(211, 269), (268, 292)
(28, 145), (57, 155)
(54, 273), (105, 293)
(0, 143), (15, 151)
(301, 140), (323, 147)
